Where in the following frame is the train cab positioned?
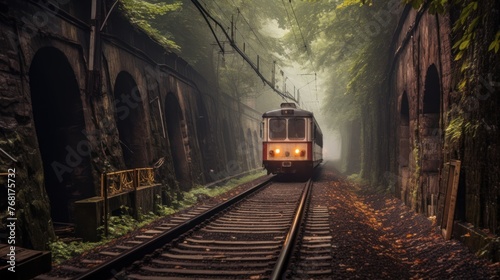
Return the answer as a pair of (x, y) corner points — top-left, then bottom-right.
(261, 103), (323, 178)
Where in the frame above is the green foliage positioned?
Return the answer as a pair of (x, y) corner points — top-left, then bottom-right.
(451, 1), (479, 61)
(407, 0), (498, 59)
(97, 205), (137, 238)
(120, 0), (182, 50)
(445, 114), (481, 148)
(488, 31), (500, 53)
(445, 115), (464, 146)
(49, 240), (102, 265)
(48, 172), (265, 265)
(404, 0), (447, 13)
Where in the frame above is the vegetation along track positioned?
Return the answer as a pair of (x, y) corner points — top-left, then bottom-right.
(118, 179), (313, 279)
(35, 175), (272, 280)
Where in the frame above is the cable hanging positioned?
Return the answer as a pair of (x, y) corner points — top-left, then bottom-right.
(191, 0), (298, 103)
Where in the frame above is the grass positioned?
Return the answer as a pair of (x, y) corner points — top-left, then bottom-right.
(49, 170), (266, 264)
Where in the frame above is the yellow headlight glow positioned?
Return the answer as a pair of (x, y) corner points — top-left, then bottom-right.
(295, 148), (300, 154)
(275, 148), (280, 154)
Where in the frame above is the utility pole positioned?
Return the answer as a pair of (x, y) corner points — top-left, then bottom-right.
(88, 0), (102, 97)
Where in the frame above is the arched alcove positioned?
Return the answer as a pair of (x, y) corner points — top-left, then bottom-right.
(114, 71), (148, 168)
(195, 97), (212, 181)
(246, 128), (255, 169)
(420, 64), (442, 215)
(29, 47), (94, 222)
(165, 93), (190, 188)
(222, 119), (236, 162)
(253, 130), (260, 168)
(398, 91), (411, 201)
(423, 64), (441, 114)
(400, 91), (410, 167)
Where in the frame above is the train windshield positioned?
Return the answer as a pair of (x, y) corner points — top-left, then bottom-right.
(288, 118), (305, 139)
(269, 118), (286, 139)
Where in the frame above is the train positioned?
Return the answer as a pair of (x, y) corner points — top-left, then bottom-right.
(261, 103), (323, 178)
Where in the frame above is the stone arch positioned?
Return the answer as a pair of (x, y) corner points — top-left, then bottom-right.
(114, 71), (149, 169)
(398, 91), (410, 200)
(246, 128), (255, 169)
(222, 119), (235, 162)
(239, 128), (249, 171)
(165, 93), (190, 188)
(29, 47), (94, 222)
(420, 64), (442, 215)
(423, 64), (441, 114)
(399, 91), (410, 167)
(253, 130), (260, 168)
(195, 96), (212, 180)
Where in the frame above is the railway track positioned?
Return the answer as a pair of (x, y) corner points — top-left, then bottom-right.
(35, 175), (271, 280)
(285, 196), (334, 278)
(121, 180), (312, 279)
(36, 175), (316, 280)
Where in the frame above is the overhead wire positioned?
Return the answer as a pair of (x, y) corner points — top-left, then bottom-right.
(191, 0), (297, 102)
(194, 0), (317, 105)
(289, 0), (307, 53)
(281, 0), (298, 51)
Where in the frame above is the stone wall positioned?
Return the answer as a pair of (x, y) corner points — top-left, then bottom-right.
(388, 2), (500, 258)
(0, 0), (262, 249)
(389, 5), (452, 215)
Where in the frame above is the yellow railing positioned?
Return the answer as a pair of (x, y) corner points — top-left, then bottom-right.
(101, 167), (155, 197)
(100, 167), (157, 237)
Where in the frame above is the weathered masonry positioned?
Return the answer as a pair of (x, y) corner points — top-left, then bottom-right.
(388, 3), (500, 260)
(0, 0), (261, 248)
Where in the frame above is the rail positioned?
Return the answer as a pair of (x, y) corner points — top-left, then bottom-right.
(270, 178), (313, 280)
(75, 176), (274, 280)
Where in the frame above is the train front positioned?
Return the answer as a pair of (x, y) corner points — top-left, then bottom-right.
(261, 103), (316, 177)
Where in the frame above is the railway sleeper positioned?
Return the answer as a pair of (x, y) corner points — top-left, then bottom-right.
(204, 225), (288, 231)
(183, 238), (282, 245)
(161, 252), (276, 261)
(151, 259), (272, 269)
(200, 228), (285, 234)
(211, 219), (291, 225)
(217, 216), (294, 222)
(140, 266), (271, 276)
(299, 249), (332, 255)
(166, 248), (279, 256)
(177, 243), (280, 251)
(299, 255), (332, 261)
(295, 269), (333, 276)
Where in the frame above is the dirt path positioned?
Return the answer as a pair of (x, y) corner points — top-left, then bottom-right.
(312, 162), (499, 279)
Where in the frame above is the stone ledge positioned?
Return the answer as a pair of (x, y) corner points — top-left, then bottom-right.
(452, 221), (500, 262)
(74, 184), (162, 241)
(0, 244), (51, 280)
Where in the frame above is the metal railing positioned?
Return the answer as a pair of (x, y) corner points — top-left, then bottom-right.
(101, 167), (155, 197)
(100, 167), (156, 237)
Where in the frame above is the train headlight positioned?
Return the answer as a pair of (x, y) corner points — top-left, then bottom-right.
(275, 148), (280, 154)
(295, 148), (300, 154)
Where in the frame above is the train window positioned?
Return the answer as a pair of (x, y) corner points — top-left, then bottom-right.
(288, 118), (305, 139)
(269, 118), (286, 139)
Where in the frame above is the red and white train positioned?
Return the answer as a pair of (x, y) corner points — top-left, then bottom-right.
(261, 103), (323, 178)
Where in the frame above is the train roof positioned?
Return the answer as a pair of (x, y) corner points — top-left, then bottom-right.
(262, 105), (314, 118)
